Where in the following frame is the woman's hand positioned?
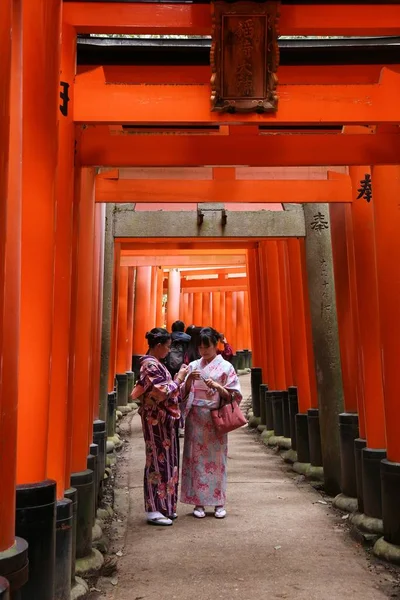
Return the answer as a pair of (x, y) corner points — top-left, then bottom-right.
(176, 364), (189, 384)
(187, 369), (202, 384)
(204, 378), (223, 394)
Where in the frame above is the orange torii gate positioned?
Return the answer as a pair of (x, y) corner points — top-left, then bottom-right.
(1, 2), (400, 598)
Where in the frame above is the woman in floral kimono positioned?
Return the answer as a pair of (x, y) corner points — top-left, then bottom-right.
(180, 327), (242, 519)
(133, 328), (197, 526)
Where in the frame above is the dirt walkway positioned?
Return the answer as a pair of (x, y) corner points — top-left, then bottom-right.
(99, 375), (399, 600)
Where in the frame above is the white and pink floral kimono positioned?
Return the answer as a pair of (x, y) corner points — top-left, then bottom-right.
(180, 354), (242, 507)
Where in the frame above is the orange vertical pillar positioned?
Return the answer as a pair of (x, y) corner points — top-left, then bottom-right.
(132, 266), (152, 355)
(0, 0), (29, 583)
(193, 292), (203, 325)
(350, 166), (382, 446)
(246, 249), (262, 369)
(236, 291), (245, 351)
(126, 268), (135, 370)
(116, 267), (129, 374)
(16, 0), (62, 595)
(265, 242), (286, 390)
(156, 267), (164, 327)
(329, 203), (359, 414)
(202, 292), (211, 326)
(182, 294), (190, 326)
(47, 23), (77, 500)
(70, 169), (96, 474)
(224, 292), (234, 354)
(212, 291), (221, 332)
(149, 266), (157, 330)
(90, 203), (105, 421)
(187, 293), (194, 325)
(220, 292), (226, 337)
(277, 242), (294, 387)
(243, 291), (251, 350)
(257, 243), (271, 385)
(230, 292), (238, 352)
(300, 240), (318, 410)
(167, 268), (180, 330)
(348, 166), (384, 514)
(107, 243), (121, 391)
(370, 166), (400, 545)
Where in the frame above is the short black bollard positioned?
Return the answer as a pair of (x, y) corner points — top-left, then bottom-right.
(362, 447), (386, 518)
(87, 451), (98, 524)
(272, 392), (284, 437)
(116, 373), (128, 407)
(16, 480), (56, 600)
(354, 438), (367, 514)
(64, 488), (77, 583)
(107, 391), (117, 438)
(242, 349), (250, 369)
(131, 354), (142, 382)
(259, 384), (268, 426)
(70, 470), (94, 560)
(250, 368), (263, 418)
(296, 413), (310, 463)
(0, 537), (28, 599)
(381, 459), (400, 545)
(93, 420), (106, 501)
(231, 354), (238, 372)
(55, 499), (73, 600)
(282, 391), (291, 439)
(265, 391), (274, 431)
(339, 413), (359, 498)
(307, 408), (323, 467)
(126, 370), (134, 397)
(288, 387), (299, 451)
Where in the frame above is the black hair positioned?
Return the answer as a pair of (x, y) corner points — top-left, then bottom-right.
(198, 327), (220, 348)
(145, 328), (171, 348)
(186, 325), (202, 362)
(172, 320), (185, 333)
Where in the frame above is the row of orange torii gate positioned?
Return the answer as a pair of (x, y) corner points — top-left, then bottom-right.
(1, 2), (400, 600)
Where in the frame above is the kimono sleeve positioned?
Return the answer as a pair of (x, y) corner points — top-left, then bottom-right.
(141, 360), (180, 404)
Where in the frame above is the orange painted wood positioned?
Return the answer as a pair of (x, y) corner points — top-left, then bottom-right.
(236, 291), (245, 351)
(120, 255), (247, 268)
(64, 2), (400, 36)
(182, 293), (190, 327)
(287, 239), (314, 413)
(181, 267), (245, 278)
(258, 243), (274, 387)
(371, 166), (400, 459)
(329, 203), (359, 414)
(80, 127), (400, 168)
(243, 291), (251, 351)
(95, 177), (352, 204)
(0, 0), (19, 552)
(48, 23), (77, 499)
(17, 0), (62, 485)
(167, 269), (181, 330)
(132, 266), (152, 355)
(70, 168), (96, 474)
(187, 293), (194, 326)
(116, 267), (129, 373)
(193, 292), (203, 326)
(224, 292), (233, 354)
(349, 166), (384, 445)
(300, 239), (318, 409)
(202, 292), (211, 328)
(75, 68), (400, 124)
(265, 242), (286, 390)
(246, 248), (267, 377)
(121, 245), (251, 254)
(125, 269), (134, 372)
(181, 277), (248, 290)
(156, 267), (164, 328)
(182, 285), (247, 294)
(212, 292), (221, 333)
(150, 266), (157, 331)
(277, 242), (294, 387)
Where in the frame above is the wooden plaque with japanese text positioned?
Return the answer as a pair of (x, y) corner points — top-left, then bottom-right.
(211, 1), (280, 113)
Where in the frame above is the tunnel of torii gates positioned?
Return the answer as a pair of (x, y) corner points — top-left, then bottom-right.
(2, 0), (400, 598)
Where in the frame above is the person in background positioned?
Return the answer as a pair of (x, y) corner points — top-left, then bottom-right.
(218, 332), (233, 362)
(180, 327), (242, 520)
(132, 328), (195, 526)
(165, 320), (191, 379)
(185, 325), (202, 363)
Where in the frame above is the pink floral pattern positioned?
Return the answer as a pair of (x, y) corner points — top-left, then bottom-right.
(180, 355), (242, 507)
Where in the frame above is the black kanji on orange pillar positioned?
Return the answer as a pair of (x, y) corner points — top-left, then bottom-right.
(357, 174), (372, 203)
(59, 81), (70, 117)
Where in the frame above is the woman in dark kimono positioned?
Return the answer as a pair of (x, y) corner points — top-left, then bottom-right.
(132, 328), (198, 526)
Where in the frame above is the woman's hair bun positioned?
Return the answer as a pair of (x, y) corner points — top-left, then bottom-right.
(145, 331), (150, 339)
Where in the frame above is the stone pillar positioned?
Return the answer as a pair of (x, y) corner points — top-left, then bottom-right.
(304, 203), (344, 495)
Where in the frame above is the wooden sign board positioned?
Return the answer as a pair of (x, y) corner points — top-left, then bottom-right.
(211, 1), (280, 113)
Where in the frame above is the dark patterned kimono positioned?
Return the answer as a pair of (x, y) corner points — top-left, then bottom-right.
(136, 356), (181, 516)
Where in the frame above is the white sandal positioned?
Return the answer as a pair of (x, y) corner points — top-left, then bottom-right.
(193, 506), (206, 519)
(146, 511), (173, 526)
(214, 506), (226, 519)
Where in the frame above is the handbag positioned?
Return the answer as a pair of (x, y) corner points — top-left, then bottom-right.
(210, 393), (247, 437)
